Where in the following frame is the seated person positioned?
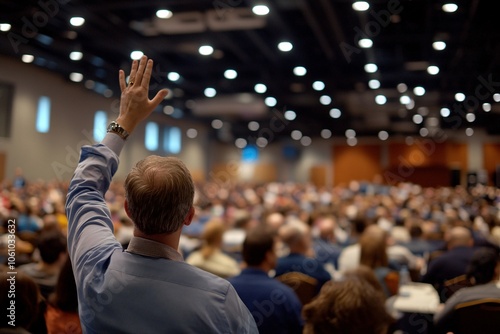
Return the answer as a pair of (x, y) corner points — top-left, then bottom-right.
(186, 219), (240, 278)
(434, 247), (500, 333)
(302, 277), (394, 334)
(18, 231), (67, 299)
(230, 226), (303, 334)
(312, 215), (342, 271)
(275, 221), (331, 291)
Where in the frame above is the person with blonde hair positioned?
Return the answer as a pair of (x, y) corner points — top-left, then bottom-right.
(187, 219), (241, 278)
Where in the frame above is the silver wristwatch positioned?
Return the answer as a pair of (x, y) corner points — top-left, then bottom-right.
(107, 121), (129, 140)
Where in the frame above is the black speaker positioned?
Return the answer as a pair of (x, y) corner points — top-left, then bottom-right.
(467, 172), (478, 188)
(450, 168), (461, 187)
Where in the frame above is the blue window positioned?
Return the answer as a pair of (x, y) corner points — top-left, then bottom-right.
(163, 126), (181, 154)
(145, 122), (159, 151)
(93, 111), (107, 142)
(36, 96), (50, 133)
(242, 145), (259, 162)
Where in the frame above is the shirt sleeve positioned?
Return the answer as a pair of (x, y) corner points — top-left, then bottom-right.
(224, 284), (259, 334)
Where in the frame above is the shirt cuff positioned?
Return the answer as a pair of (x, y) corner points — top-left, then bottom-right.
(101, 133), (126, 156)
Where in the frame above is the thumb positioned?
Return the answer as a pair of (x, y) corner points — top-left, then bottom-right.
(150, 89), (169, 109)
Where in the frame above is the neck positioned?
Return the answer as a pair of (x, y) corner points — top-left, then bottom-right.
(134, 228), (181, 250)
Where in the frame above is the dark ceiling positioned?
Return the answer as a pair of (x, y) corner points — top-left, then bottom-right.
(1, 0), (499, 145)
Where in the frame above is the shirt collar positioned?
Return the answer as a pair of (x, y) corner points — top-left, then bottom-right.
(126, 236), (184, 262)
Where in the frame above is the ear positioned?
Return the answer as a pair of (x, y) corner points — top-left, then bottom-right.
(183, 207), (195, 227)
(124, 199), (131, 218)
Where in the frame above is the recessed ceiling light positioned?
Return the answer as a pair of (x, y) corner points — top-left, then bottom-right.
(248, 121), (260, 131)
(204, 87), (217, 97)
(419, 128), (429, 137)
(378, 131), (389, 141)
(375, 95), (387, 105)
(320, 95), (332, 105)
(224, 69), (237, 79)
(265, 97), (277, 107)
(432, 41), (446, 51)
(427, 65), (440, 75)
(163, 106), (174, 115)
(69, 51), (83, 61)
(0, 23), (11, 32)
(352, 1), (370, 11)
(465, 128), (474, 136)
(278, 41), (293, 52)
(364, 63), (378, 73)
(312, 81), (325, 91)
(70, 17), (85, 27)
(493, 93), (500, 102)
(130, 50), (144, 60)
(466, 113), (475, 122)
(440, 108), (451, 117)
(358, 38), (373, 48)
(252, 5), (270, 16)
(413, 86), (426, 96)
(186, 128), (198, 139)
(442, 3), (458, 13)
(199, 45), (214, 56)
(347, 137), (358, 146)
(21, 54), (34, 63)
(69, 72), (83, 82)
(291, 130), (302, 140)
(345, 129), (356, 138)
(235, 138), (247, 149)
(483, 103), (491, 112)
(301, 136), (312, 146)
(455, 93), (465, 102)
(284, 110), (297, 121)
(211, 119), (223, 129)
(256, 137), (268, 148)
(412, 114), (423, 124)
(330, 108), (341, 118)
(254, 83), (267, 93)
(156, 9), (173, 19)
(400, 95), (411, 104)
(321, 129), (332, 139)
(167, 72), (180, 81)
(368, 79), (380, 89)
(397, 83), (408, 93)
(293, 66), (307, 76)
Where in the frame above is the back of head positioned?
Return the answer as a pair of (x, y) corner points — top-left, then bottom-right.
(38, 231), (67, 264)
(125, 156), (194, 235)
(302, 278), (393, 334)
(466, 247), (500, 284)
(447, 226), (473, 249)
(344, 265), (385, 297)
(279, 221), (310, 253)
(200, 219), (225, 259)
(359, 225), (388, 269)
(243, 226), (276, 266)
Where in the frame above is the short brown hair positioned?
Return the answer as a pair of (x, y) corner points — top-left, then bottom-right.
(303, 278), (393, 334)
(125, 156), (194, 235)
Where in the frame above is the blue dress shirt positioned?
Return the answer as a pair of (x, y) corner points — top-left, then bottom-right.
(66, 134), (257, 333)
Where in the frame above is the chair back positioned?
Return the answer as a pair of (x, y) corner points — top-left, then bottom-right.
(442, 275), (473, 301)
(276, 272), (318, 306)
(453, 298), (500, 334)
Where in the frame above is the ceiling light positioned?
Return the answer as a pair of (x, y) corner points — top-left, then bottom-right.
(293, 66), (307, 76)
(375, 95), (387, 105)
(442, 3), (458, 13)
(440, 108), (451, 117)
(256, 137), (268, 148)
(69, 51), (83, 61)
(21, 54), (34, 63)
(483, 103), (491, 112)
(432, 41), (446, 51)
(248, 121), (260, 131)
(301, 136), (312, 146)
(284, 110), (296, 121)
(0, 23), (11, 32)
(368, 79), (380, 89)
(291, 130), (302, 140)
(330, 108), (341, 118)
(69, 72), (83, 82)
(204, 87), (216, 97)
(397, 83), (408, 93)
(358, 38), (373, 48)
(156, 9), (173, 19)
(400, 95), (411, 104)
(84, 80), (95, 89)
(413, 86), (426, 96)
(163, 106), (174, 115)
(312, 81), (325, 91)
(321, 129), (332, 139)
(199, 45), (214, 56)
(427, 65), (440, 75)
(345, 129), (356, 138)
(70, 17), (85, 27)
(493, 93), (500, 102)
(211, 119), (223, 129)
(406, 99), (415, 110)
(378, 131), (389, 141)
(130, 51), (144, 60)
(364, 63), (378, 73)
(278, 41), (293, 52)
(265, 97), (277, 107)
(419, 128), (429, 137)
(235, 138), (247, 149)
(254, 83), (267, 93)
(466, 113), (475, 122)
(455, 92), (465, 102)
(168, 72), (180, 81)
(320, 95), (332, 105)
(224, 69), (237, 79)
(412, 114), (423, 124)
(352, 1), (370, 11)
(465, 128), (474, 136)
(252, 5), (270, 16)
(186, 128), (198, 139)
(347, 137), (358, 146)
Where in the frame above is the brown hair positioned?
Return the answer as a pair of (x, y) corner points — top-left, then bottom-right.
(359, 225), (389, 269)
(303, 278), (393, 334)
(125, 156), (194, 235)
(200, 219), (226, 259)
(344, 265), (385, 296)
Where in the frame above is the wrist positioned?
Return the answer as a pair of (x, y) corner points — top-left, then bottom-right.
(114, 117), (136, 134)
(107, 120), (130, 140)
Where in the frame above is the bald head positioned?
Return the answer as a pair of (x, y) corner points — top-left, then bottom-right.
(447, 226), (473, 249)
